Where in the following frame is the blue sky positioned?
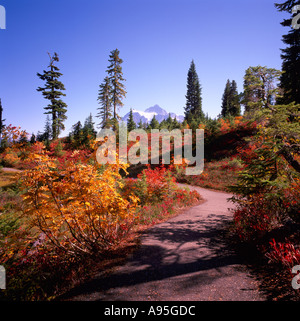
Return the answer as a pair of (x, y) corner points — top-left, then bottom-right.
(0, 0), (290, 136)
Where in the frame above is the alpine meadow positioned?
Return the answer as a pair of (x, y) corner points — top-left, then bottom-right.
(0, 0), (300, 303)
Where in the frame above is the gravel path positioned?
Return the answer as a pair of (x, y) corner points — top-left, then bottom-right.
(62, 185), (265, 301)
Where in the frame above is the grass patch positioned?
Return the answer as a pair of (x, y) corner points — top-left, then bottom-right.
(0, 171), (20, 188)
(174, 158), (243, 192)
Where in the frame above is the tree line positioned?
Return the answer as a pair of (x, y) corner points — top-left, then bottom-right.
(0, 0), (299, 147)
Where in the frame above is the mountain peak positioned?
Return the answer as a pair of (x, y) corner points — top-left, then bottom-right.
(122, 105), (184, 124)
(144, 105), (168, 116)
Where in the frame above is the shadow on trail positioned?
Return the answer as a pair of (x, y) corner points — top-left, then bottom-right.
(59, 213), (243, 301)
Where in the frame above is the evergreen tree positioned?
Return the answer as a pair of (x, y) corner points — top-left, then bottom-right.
(82, 113), (96, 147)
(149, 115), (160, 130)
(221, 80), (231, 117)
(106, 49), (126, 124)
(242, 66), (281, 113)
(159, 119), (167, 129)
(43, 115), (52, 144)
(127, 108), (136, 132)
(137, 119), (144, 129)
(36, 131), (43, 142)
(221, 80), (241, 117)
(37, 52), (67, 139)
(83, 113), (96, 137)
(184, 60), (204, 123)
(181, 119), (189, 129)
(71, 121), (83, 149)
(228, 80), (241, 116)
(30, 133), (36, 145)
(172, 117), (180, 129)
(97, 76), (112, 128)
(166, 113), (174, 130)
(275, 0), (300, 104)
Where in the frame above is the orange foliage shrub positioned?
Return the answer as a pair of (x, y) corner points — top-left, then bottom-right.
(21, 152), (139, 258)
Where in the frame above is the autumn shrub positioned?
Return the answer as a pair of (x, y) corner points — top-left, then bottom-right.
(266, 238), (300, 270)
(0, 137), (202, 300)
(135, 184), (201, 226)
(134, 165), (177, 205)
(232, 194), (283, 242)
(20, 153), (139, 258)
(122, 165), (201, 226)
(173, 158), (242, 191)
(282, 179), (300, 223)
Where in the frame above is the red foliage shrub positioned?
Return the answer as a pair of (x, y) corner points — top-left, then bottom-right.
(266, 239), (300, 269)
(233, 194), (281, 242)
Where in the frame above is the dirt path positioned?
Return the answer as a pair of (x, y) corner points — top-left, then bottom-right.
(1, 167), (22, 173)
(62, 185), (265, 301)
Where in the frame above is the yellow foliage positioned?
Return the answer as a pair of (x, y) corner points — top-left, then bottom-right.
(21, 152), (139, 257)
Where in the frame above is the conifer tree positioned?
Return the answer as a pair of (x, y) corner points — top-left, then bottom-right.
(228, 80), (241, 116)
(149, 115), (160, 130)
(30, 133), (36, 145)
(221, 80), (231, 117)
(242, 66), (281, 113)
(275, 0), (300, 104)
(37, 52), (67, 139)
(184, 60), (204, 123)
(221, 80), (241, 117)
(127, 108), (136, 132)
(83, 113), (96, 135)
(71, 121), (83, 149)
(137, 119), (144, 129)
(82, 113), (96, 146)
(172, 117), (180, 129)
(97, 76), (112, 129)
(106, 49), (126, 124)
(166, 113), (173, 130)
(44, 115), (52, 142)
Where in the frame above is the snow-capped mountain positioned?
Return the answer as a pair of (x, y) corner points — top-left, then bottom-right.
(122, 104), (184, 124)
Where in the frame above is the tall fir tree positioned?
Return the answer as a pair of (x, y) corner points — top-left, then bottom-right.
(221, 80), (231, 117)
(82, 113), (96, 146)
(166, 113), (174, 130)
(127, 108), (136, 132)
(275, 0), (300, 104)
(148, 115), (160, 130)
(184, 60), (204, 123)
(106, 49), (126, 126)
(97, 76), (112, 129)
(71, 121), (83, 149)
(83, 113), (96, 136)
(44, 115), (52, 142)
(37, 52), (67, 139)
(30, 133), (36, 145)
(228, 80), (241, 116)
